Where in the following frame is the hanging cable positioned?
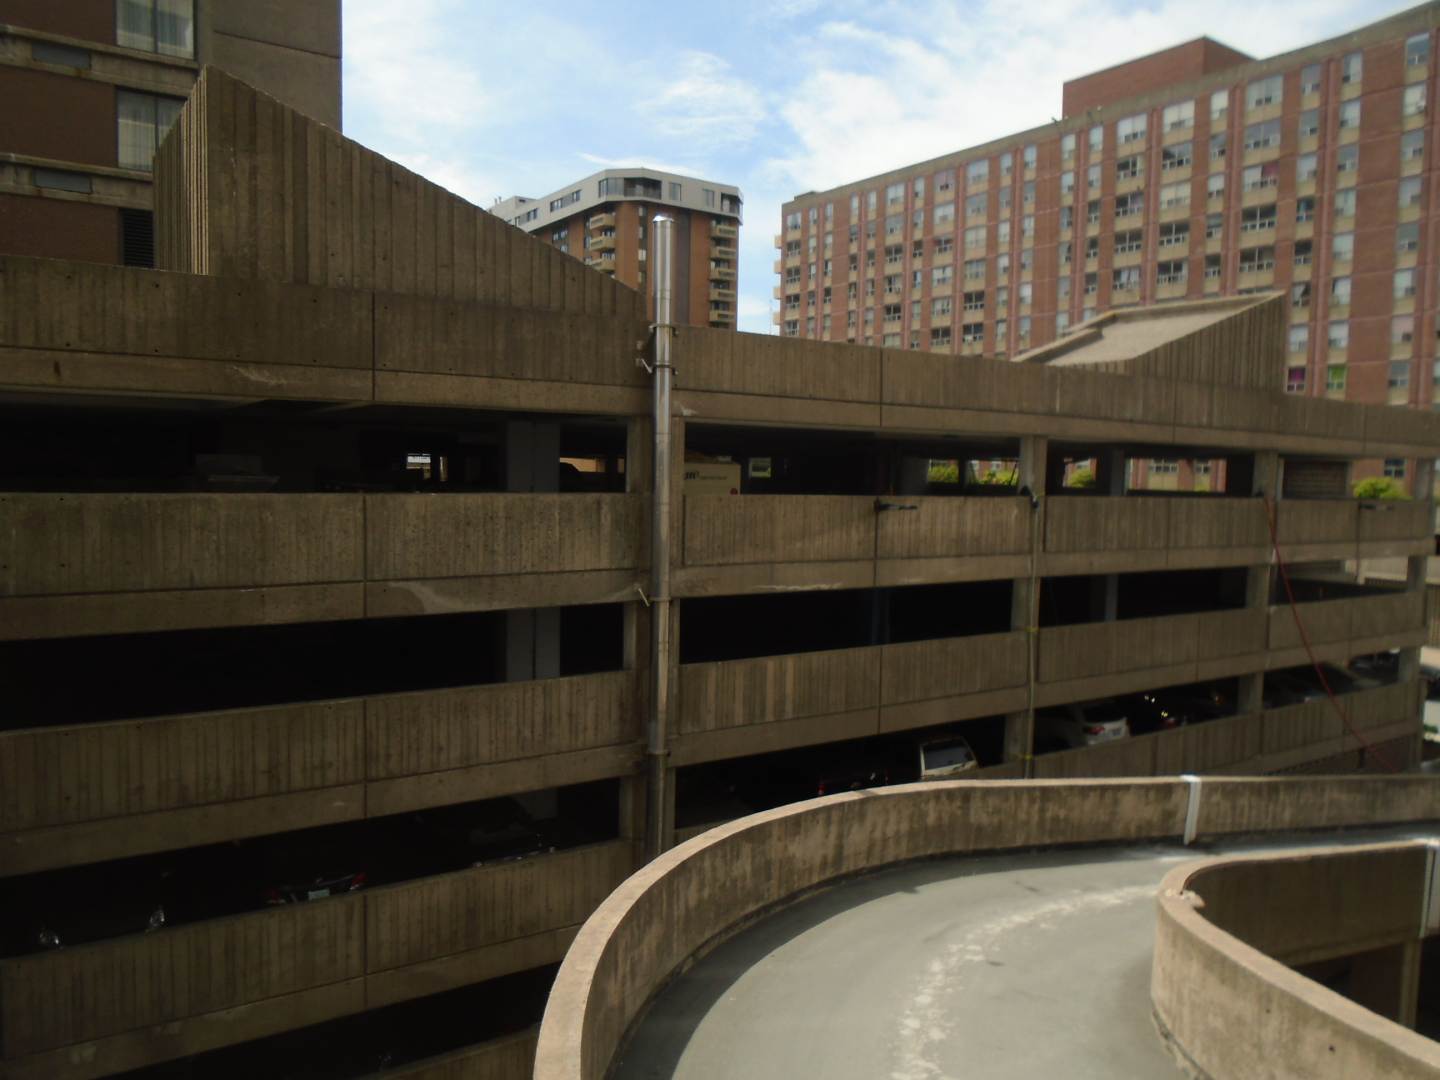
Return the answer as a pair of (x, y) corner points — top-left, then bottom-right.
(1261, 494), (1400, 773)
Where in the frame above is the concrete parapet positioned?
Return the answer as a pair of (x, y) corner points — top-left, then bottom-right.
(1152, 842), (1440, 1079)
(532, 777), (1440, 1080)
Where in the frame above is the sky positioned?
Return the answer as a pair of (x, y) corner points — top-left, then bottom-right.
(342, 0), (1415, 334)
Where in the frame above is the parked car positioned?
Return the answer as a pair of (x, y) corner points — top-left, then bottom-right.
(1035, 699), (1130, 750)
(917, 734), (979, 780)
(255, 830), (369, 906)
(1124, 684), (1232, 735)
(407, 798), (559, 871)
(1349, 651), (1440, 699)
(3, 863), (184, 955)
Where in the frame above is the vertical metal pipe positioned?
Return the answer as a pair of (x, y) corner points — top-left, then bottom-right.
(646, 214), (675, 859)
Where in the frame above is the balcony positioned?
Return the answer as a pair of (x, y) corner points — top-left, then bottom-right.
(0, 669), (640, 874)
(713, 265), (737, 281)
(672, 630), (1027, 762)
(0, 493), (646, 639)
(585, 251), (616, 272)
(589, 232), (616, 252)
(0, 843), (632, 1075)
(712, 244), (738, 260)
(709, 309), (736, 324)
(586, 212), (615, 230)
(710, 286), (736, 302)
(711, 222), (738, 240)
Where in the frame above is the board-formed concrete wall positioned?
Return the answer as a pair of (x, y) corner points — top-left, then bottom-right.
(532, 777), (1440, 1080)
(1152, 844), (1440, 1079)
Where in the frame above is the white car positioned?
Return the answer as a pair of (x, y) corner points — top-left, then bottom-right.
(918, 735), (979, 780)
(1035, 699), (1130, 749)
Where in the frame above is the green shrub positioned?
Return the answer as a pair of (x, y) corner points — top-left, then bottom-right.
(1353, 477), (1410, 501)
(1066, 466), (1096, 489)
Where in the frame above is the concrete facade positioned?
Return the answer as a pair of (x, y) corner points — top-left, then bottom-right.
(777, 3), (1440, 486)
(0, 0), (340, 267)
(3, 69), (1440, 1080)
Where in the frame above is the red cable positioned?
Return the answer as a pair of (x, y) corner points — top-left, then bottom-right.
(1261, 495), (1400, 773)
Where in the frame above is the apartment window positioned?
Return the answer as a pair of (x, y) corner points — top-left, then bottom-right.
(1086, 236), (1100, 260)
(1399, 177), (1422, 209)
(549, 189), (581, 211)
(1161, 141), (1192, 171)
(1336, 102), (1360, 134)
(885, 214), (905, 236)
(1396, 269), (1417, 300)
(1018, 316), (1031, 346)
(1088, 124), (1103, 154)
(935, 169), (954, 194)
(1398, 222), (1420, 254)
(934, 236), (953, 254)
(1060, 132), (1076, 161)
(1116, 155), (1142, 181)
(965, 193), (987, 219)
(1384, 458), (1407, 479)
(1113, 266), (1141, 291)
(1331, 275), (1351, 307)
(1240, 204), (1276, 232)
(117, 90), (183, 171)
(1402, 130), (1425, 163)
(911, 240), (922, 260)
(884, 273), (903, 294)
(825, 203), (833, 223)
(1162, 100), (1194, 131)
(1296, 153), (1318, 184)
(1117, 114), (1147, 144)
(1056, 311), (1071, 334)
(1001, 151), (1015, 179)
(1086, 163), (1101, 190)
(807, 206), (819, 226)
(1018, 248), (1032, 273)
(1114, 192), (1143, 218)
(1327, 365), (1347, 394)
(1210, 89), (1229, 122)
(913, 176), (925, 201)
(116, 0), (194, 57)
(1060, 170), (1075, 195)
(911, 208), (924, 231)
(1059, 205), (1074, 231)
(1341, 51), (1362, 85)
(999, 187), (1012, 213)
(1328, 321), (1349, 349)
(1293, 239), (1311, 265)
(1301, 63), (1322, 95)
(1084, 272), (1098, 294)
(1021, 215), (1034, 239)
(964, 225), (986, 249)
(1394, 315), (1416, 345)
(1023, 145), (1037, 170)
(932, 265), (953, 287)
(931, 327), (952, 346)
(1206, 173), (1225, 199)
(961, 322), (984, 344)
(851, 193), (860, 216)
(664, 181), (684, 199)
(1086, 199), (1101, 225)
(1159, 221), (1189, 248)
(997, 252), (1011, 276)
(1242, 163), (1279, 192)
(1409, 33), (1432, 66)
(933, 202), (955, 227)
(1205, 212), (1223, 240)
(1156, 259), (1186, 285)
(963, 258), (985, 280)
(1291, 282), (1311, 309)
(1296, 110), (1319, 140)
(1287, 366), (1307, 394)
(1114, 228), (1143, 254)
(1391, 362), (1412, 392)
(911, 269), (923, 290)
(886, 181), (905, 206)
(1058, 275), (1071, 299)
(1239, 246), (1275, 273)
(1209, 133), (1226, 162)
(996, 285), (1010, 309)
(883, 303), (903, 323)
(1405, 85), (1428, 118)
(703, 188), (717, 208)
(1018, 281), (1033, 305)
(882, 332), (901, 347)
(1334, 188), (1356, 219)
(1331, 233), (1353, 263)
(1288, 325), (1309, 353)
(884, 244), (903, 265)
(1059, 240), (1072, 264)
(1295, 196), (1315, 223)
(932, 296), (952, 317)
(867, 190), (877, 213)
(1243, 119), (1280, 151)
(967, 160), (990, 185)
(1159, 182), (1189, 211)
(1245, 75), (1282, 110)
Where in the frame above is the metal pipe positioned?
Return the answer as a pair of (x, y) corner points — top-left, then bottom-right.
(646, 214), (675, 860)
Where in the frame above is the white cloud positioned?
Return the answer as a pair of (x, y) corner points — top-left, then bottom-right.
(577, 151), (706, 178)
(641, 51), (768, 150)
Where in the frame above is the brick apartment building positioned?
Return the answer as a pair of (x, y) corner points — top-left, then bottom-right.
(776, 3), (1439, 485)
(492, 168), (743, 328)
(0, 0), (339, 267)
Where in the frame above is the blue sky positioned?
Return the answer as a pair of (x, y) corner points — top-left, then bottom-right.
(343, 0), (1412, 334)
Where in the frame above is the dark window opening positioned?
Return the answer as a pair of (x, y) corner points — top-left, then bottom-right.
(120, 208), (155, 268)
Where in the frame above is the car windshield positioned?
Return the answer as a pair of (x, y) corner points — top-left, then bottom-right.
(922, 740), (975, 770)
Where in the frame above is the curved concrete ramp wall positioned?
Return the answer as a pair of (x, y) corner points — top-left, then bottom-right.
(533, 777), (1440, 1080)
(1153, 843), (1440, 1079)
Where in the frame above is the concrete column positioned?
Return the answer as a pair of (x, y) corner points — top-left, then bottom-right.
(504, 420), (560, 493)
(1089, 446), (1124, 622)
(505, 421), (562, 682)
(617, 774), (648, 862)
(1239, 451), (1283, 714)
(1348, 941), (1421, 1028)
(1401, 457), (1435, 688)
(1006, 435), (1047, 768)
